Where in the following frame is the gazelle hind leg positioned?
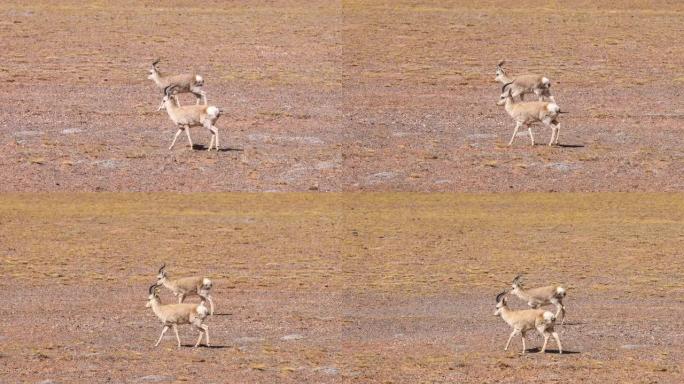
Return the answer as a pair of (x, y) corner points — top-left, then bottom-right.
(520, 331), (527, 354)
(194, 327), (204, 347)
(155, 325), (169, 346)
(552, 332), (562, 354)
(553, 121), (561, 145)
(527, 126), (535, 146)
(202, 324), (210, 346)
(211, 126), (219, 151)
(207, 295), (215, 315)
(173, 324), (181, 348)
(541, 331), (550, 353)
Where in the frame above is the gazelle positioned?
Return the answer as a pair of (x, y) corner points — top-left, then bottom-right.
(146, 284), (210, 348)
(159, 85), (221, 151)
(156, 264), (215, 315)
(495, 60), (555, 102)
(497, 83), (566, 146)
(494, 291), (562, 355)
(147, 59), (207, 108)
(510, 275), (567, 325)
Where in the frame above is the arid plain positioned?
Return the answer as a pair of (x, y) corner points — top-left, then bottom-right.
(0, 1), (683, 383)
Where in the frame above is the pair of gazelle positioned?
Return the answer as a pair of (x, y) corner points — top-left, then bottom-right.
(147, 59), (222, 151)
(495, 60), (567, 147)
(494, 275), (567, 355)
(145, 264), (215, 348)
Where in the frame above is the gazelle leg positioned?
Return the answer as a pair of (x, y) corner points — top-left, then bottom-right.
(504, 330), (518, 351)
(169, 128), (183, 150)
(194, 328), (204, 347)
(508, 122), (522, 146)
(541, 331), (550, 353)
(183, 125), (193, 149)
(178, 293), (185, 304)
(548, 124), (557, 146)
(520, 331), (527, 354)
(552, 332), (562, 354)
(202, 324), (210, 346)
(519, 93), (525, 102)
(208, 135), (215, 151)
(172, 324), (181, 348)
(528, 126), (535, 146)
(212, 126), (219, 151)
(553, 122), (561, 145)
(204, 294), (214, 315)
(155, 325), (170, 346)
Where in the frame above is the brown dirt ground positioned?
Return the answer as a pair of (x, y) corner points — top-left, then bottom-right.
(1, 194), (683, 383)
(0, 1), (682, 192)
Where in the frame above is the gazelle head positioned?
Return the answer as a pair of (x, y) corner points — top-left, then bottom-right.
(497, 82), (514, 105)
(156, 86), (179, 111)
(146, 283), (160, 307)
(495, 60), (507, 82)
(511, 274), (524, 289)
(494, 290), (508, 316)
(155, 264), (168, 284)
(148, 59), (161, 80)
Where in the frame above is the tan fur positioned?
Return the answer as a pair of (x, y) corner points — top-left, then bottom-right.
(511, 275), (567, 324)
(146, 286), (210, 348)
(496, 60), (554, 102)
(160, 95), (221, 151)
(497, 89), (562, 146)
(494, 294), (562, 354)
(148, 59), (206, 105)
(157, 265), (215, 315)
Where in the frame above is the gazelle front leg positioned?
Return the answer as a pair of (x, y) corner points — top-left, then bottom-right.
(183, 125), (193, 149)
(155, 325), (170, 346)
(508, 122), (522, 146)
(504, 329), (518, 351)
(169, 127), (183, 150)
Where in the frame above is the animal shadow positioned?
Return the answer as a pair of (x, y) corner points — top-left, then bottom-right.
(181, 344), (230, 349)
(526, 347), (580, 355)
(191, 144), (243, 152)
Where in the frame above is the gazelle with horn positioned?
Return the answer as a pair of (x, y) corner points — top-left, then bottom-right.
(510, 274), (567, 324)
(146, 284), (210, 348)
(156, 264), (215, 315)
(495, 60), (555, 102)
(158, 85), (222, 151)
(494, 291), (563, 355)
(147, 58), (207, 108)
(497, 83), (565, 146)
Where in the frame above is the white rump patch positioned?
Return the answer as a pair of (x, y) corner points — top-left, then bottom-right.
(542, 77), (550, 84)
(207, 106), (219, 117)
(543, 311), (555, 322)
(195, 75), (203, 82)
(202, 277), (212, 287)
(556, 287), (566, 295)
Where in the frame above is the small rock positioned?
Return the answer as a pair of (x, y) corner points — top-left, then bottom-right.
(280, 334), (304, 341)
(315, 366), (339, 375)
(61, 128), (83, 134)
(135, 375), (174, 383)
